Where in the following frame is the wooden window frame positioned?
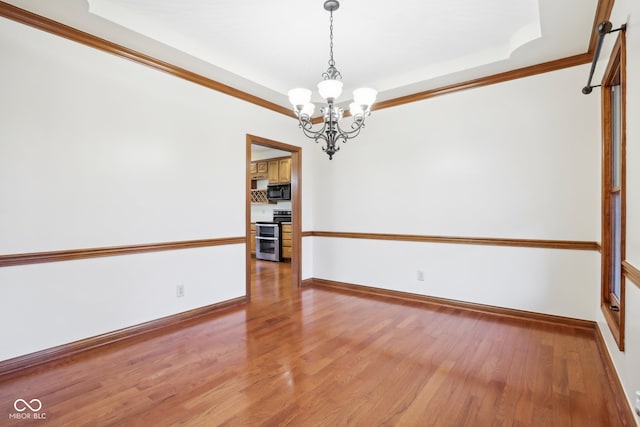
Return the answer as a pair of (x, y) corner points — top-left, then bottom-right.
(600, 31), (626, 351)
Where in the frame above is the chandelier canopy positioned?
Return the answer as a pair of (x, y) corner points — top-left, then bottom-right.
(288, 0), (377, 160)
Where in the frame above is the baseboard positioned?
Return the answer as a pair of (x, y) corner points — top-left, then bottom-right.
(594, 325), (638, 426)
(306, 277), (595, 330)
(0, 296), (247, 378)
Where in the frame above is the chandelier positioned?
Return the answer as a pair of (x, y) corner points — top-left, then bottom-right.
(287, 0), (377, 160)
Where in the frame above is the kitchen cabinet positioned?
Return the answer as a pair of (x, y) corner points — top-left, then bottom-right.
(281, 222), (292, 259)
(278, 158), (291, 183)
(251, 161), (268, 179)
(268, 159), (279, 184)
(251, 224), (257, 255)
(267, 157), (291, 184)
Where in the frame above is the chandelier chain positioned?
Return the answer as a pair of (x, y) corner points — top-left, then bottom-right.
(322, 8), (341, 81)
(328, 11), (335, 68)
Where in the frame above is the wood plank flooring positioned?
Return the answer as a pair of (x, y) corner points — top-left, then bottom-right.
(0, 259), (629, 426)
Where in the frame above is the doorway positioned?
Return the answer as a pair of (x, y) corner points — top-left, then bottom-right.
(246, 134), (301, 301)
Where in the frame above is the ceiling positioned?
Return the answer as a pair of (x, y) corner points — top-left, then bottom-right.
(2, 0), (599, 110)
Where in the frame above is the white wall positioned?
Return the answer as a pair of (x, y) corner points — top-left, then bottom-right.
(596, 0), (640, 423)
(0, 16), (305, 361)
(1, 246), (245, 358)
(311, 63), (602, 319)
(314, 238), (599, 319)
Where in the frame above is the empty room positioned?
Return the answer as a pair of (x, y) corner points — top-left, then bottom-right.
(1, 0), (639, 425)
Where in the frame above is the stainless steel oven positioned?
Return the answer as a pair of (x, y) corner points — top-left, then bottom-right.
(255, 222), (280, 261)
(255, 210), (291, 262)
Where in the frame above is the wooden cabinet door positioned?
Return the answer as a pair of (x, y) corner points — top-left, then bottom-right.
(268, 160), (279, 184)
(281, 223), (292, 259)
(250, 223), (256, 254)
(256, 161), (268, 179)
(278, 158), (291, 183)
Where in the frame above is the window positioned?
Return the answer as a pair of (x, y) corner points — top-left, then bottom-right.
(600, 31), (626, 350)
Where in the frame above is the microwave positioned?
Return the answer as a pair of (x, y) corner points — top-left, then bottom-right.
(267, 183), (291, 201)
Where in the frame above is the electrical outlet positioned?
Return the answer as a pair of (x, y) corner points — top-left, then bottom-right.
(417, 270), (424, 281)
(176, 284), (185, 298)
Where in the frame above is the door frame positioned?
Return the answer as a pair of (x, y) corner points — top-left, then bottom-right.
(246, 134), (302, 300)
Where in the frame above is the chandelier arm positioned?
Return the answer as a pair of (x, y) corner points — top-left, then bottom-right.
(334, 117), (367, 141)
(298, 118), (329, 143)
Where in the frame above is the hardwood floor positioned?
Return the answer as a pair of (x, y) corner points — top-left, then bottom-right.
(0, 259), (629, 426)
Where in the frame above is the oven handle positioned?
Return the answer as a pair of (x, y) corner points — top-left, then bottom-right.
(256, 237), (278, 241)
